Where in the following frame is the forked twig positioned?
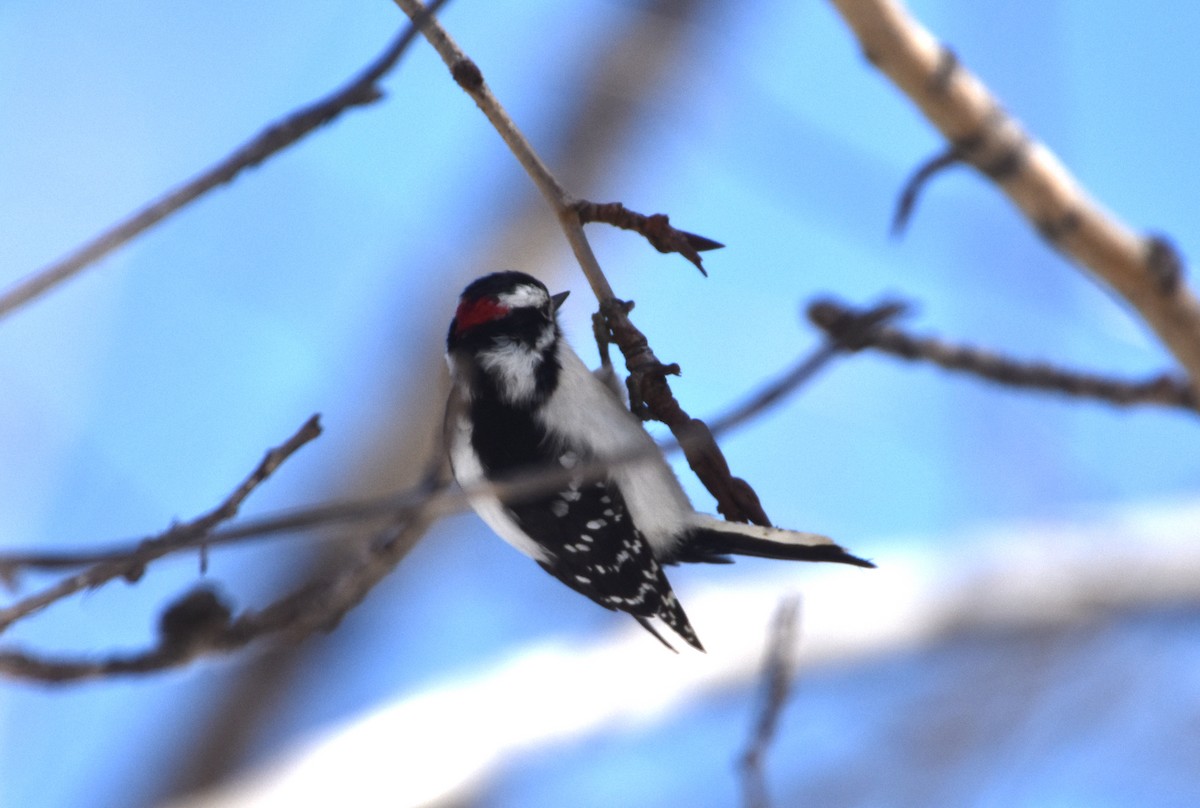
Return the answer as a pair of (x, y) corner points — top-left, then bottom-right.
(808, 298), (1198, 412)
(573, 200), (723, 275)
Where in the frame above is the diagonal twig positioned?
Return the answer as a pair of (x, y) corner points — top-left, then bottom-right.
(0, 509), (435, 683)
(0, 0), (450, 320)
(890, 145), (961, 236)
(710, 300), (906, 435)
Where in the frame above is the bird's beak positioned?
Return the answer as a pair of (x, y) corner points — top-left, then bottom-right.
(551, 290), (570, 311)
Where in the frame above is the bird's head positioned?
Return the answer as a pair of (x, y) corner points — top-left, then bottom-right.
(447, 271), (571, 403)
(447, 271), (569, 354)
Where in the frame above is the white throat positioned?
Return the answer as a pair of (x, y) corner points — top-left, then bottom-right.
(476, 340), (545, 405)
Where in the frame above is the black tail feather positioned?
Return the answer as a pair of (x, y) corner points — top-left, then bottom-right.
(676, 527), (875, 569)
(634, 616), (678, 653)
(657, 594), (706, 652)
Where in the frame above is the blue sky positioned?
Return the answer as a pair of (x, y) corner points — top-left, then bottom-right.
(2, 1), (1199, 806)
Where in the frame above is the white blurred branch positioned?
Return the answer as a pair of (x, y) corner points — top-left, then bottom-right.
(169, 497), (1200, 808)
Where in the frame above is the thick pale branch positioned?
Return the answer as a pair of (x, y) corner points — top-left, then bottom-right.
(827, 0), (1200, 396)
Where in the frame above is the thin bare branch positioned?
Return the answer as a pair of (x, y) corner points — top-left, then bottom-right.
(739, 595), (803, 808)
(601, 297), (773, 525)
(1, 321), (863, 580)
(0, 0), (450, 320)
(387, 0), (614, 302)
(827, 0), (1200, 397)
(809, 298), (1199, 412)
(0, 467), (443, 684)
(0, 416), (322, 634)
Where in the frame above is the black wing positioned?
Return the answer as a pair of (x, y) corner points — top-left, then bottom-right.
(465, 388), (702, 650)
(507, 475), (703, 652)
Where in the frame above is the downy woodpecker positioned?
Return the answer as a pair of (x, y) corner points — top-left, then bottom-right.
(445, 271), (872, 651)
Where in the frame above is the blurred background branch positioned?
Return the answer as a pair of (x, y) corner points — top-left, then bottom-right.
(0, 0), (450, 320)
(739, 595), (802, 808)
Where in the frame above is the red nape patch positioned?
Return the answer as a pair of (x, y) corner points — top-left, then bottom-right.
(454, 297), (510, 335)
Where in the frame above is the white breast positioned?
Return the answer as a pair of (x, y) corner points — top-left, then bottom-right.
(536, 342), (695, 555)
